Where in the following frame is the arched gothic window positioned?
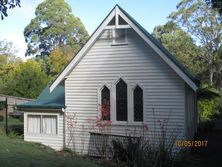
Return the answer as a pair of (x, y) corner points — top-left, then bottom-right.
(116, 79), (127, 121)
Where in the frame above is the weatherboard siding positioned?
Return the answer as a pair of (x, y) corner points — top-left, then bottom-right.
(65, 29), (186, 154)
(185, 84), (197, 139)
(24, 112), (64, 151)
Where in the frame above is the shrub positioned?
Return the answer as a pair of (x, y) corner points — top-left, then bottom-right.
(0, 115), (4, 122)
(7, 124), (23, 135)
(9, 111), (23, 119)
(110, 135), (201, 167)
(111, 120), (178, 167)
(111, 135), (177, 167)
(19, 114), (24, 122)
(0, 102), (4, 110)
(198, 118), (215, 133)
(87, 103), (112, 159)
(62, 147), (74, 154)
(198, 99), (217, 118)
(112, 136), (149, 167)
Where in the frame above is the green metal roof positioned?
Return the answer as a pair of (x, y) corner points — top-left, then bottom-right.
(17, 85), (65, 110)
(17, 5), (199, 111)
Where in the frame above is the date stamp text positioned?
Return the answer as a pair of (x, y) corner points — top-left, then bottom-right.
(175, 140), (208, 147)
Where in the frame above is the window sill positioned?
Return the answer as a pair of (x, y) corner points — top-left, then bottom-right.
(111, 122), (144, 127)
(110, 43), (128, 46)
(26, 133), (58, 137)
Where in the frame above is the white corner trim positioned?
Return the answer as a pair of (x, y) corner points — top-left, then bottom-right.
(50, 9), (116, 92)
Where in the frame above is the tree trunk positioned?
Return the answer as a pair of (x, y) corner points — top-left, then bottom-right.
(210, 67), (214, 86)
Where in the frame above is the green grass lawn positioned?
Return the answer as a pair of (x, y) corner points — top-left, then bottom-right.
(0, 133), (100, 167)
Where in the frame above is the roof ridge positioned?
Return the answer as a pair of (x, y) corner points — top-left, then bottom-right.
(49, 5), (198, 91)
(117, 5), (198, 85)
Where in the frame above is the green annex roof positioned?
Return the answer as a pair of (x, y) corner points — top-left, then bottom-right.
(17, 85), (65, 110)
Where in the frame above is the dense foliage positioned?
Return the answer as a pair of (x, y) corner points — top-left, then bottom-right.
(1, 0), (90, 98)
(206, 0), (222, 14)
(0, 40), (22, 93)
(24, 0), (89, 57)
(152, 0), (222, 118)
(153, 22), (202, 76)
(169, 0), (222, 88)
(0, 0), (222, 118)
(0, 60), (49, 98)
(36, 48), (73, 77)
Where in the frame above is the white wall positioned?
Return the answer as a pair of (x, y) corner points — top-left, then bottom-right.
(185, 84), (197, 139)
(65, 29), (186, 154)
(24, 111), (64, 151)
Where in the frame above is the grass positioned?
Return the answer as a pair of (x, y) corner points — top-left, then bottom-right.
(0, 131), (100, 167)
(0, 117), (23, 128)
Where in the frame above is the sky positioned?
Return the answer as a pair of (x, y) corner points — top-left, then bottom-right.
(0, 0), (181, 60)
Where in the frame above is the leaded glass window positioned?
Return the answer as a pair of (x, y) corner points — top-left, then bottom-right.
(116, 79), (127, 121)
(134, 86), (143, 122)
(113, 29), (127, 44)
(108, 16), (115, 25)
(119, 15), (128, 25)
(101, 86), (110, 120)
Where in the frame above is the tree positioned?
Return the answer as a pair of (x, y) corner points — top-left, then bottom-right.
(206, 0), (222, 14)
(169, 0), (222, 88)
(0, 40), (21, 79)
(1, 60), (50, 98)
(24, 0), (89, 57)
(152, 22), (203, 76)
(0, 0), (20, 20)
(0, 40), (20, 64)
(48, 48), (72, 76)
(36, 47), (72, 77)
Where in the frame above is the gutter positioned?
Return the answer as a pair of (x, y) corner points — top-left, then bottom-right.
(16, 107), (63, 112)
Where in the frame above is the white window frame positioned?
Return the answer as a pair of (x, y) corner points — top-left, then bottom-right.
(111, 28), (128, 46)
(111, 77), (129, 125)
(98, 80), (145, 125)
(27, 113), (59, 136)
(97, 84), (112, 120)
(131, 84), (144, 125)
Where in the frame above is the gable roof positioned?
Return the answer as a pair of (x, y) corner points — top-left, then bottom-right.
(50, 5), (198, 92)
(16, 85), (65, 110)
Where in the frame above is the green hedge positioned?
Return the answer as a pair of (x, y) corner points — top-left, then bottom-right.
(0, 115), (4, 122)
(7, 125), (24, 135)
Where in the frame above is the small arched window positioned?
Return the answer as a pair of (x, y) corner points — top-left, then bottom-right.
(134, 85), (143, 122)
(101, 86), (110, 120)
(116, 79), (127, 121)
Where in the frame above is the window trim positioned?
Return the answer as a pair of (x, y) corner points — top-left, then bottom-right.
(111, 28), (128, 46)
(97, 84), (112, 120)
(112, 78), (129, 124)
(98, 80), (145, 125)
(27, 115), (41, 134)
(132, 85), (144, 124)
(26, 113), (59, 136)
(100, 85), (111, 121)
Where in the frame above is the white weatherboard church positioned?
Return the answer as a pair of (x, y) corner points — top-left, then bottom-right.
(18, 5), (198, 154)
